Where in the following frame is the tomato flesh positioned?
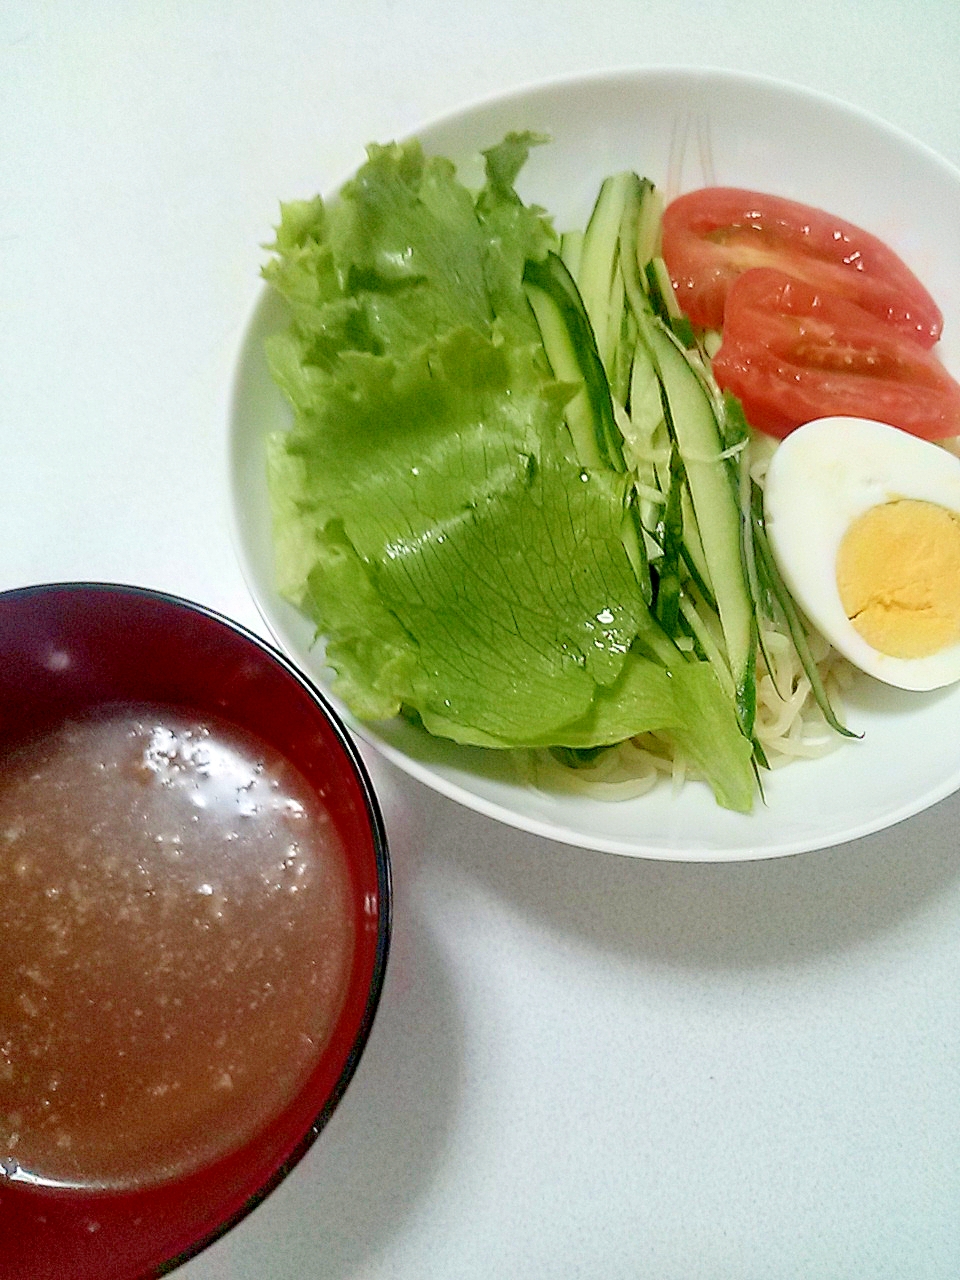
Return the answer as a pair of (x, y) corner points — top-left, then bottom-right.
(662, 187), (943, 347)
(712, 269), (960, 440)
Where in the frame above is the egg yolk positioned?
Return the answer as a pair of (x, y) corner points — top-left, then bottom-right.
(836, 499), (960, 659)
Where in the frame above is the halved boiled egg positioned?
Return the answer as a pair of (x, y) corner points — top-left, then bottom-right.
(763, 416), (960, 690)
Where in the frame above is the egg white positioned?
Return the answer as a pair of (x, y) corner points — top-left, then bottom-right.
(763, 416), (960, 691)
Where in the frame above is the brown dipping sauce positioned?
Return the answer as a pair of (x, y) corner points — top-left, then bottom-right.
(0, 703), (355, 1190)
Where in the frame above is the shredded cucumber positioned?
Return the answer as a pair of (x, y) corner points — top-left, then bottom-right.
(523, 164), (851, 775)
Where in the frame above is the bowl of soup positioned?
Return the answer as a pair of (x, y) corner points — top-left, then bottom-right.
(0, 582), (391, 1279)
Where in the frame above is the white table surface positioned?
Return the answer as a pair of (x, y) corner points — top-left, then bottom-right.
(4, 3), (960, 1277)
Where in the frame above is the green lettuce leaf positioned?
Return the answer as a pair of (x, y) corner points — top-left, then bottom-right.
(262, 134), (756, 811)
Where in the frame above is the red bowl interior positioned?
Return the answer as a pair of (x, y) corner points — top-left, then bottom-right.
(0, 583), (391, 1280)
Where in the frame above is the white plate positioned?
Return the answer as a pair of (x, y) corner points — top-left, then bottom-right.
(229, 66), (960, 862)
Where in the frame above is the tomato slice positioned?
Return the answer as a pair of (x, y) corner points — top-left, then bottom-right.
(661, 187), (943, 347)
(712, 268), (960, 440)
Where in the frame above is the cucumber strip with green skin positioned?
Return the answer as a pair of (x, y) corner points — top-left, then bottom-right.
(669, 313), (697, 348)
(679, 591), (734, 698)
(617, 171), (845, 755)
(645, 257), (697, 347)
(751, 489), (859, 739)
(717, 391), (830, 723)
(560, 229), (584, 278)
(679, 487), (715, 602)
(619, 179), (756, 732)
(627, 339), (664, 444)
(523, 253), (622, 471)
(682, 576), (730, 671)
(644, 259), (674, 326)
(719, 394), (776, 622)
(634, 182), (663, 272)
(675, 360), (849, 747)
(631, 625), (694, 672)
(681, 544), (716, 610)
(640, 322), (757, 738)
(716, 390), (781, 689)
(625, 329), (669, 544)
(741, 478), (779, 690)
(618, 176), (718, 609)
(675, 391), (777, 770)
(718, 387), (751, 452)
(621, 490), (654, 605)
(577, 173), (637, 375)
(618, 175), (657, 322)
(522, 252), (655, 611)
(655, 445), (686, 635)
(611, 304), (638, 407)
(640, 384), (716, 618)
(648, 256), (683, 320)
(606, 269), (627, 380)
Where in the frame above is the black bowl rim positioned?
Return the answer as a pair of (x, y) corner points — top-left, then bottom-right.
(0, 580), (392, 1279)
